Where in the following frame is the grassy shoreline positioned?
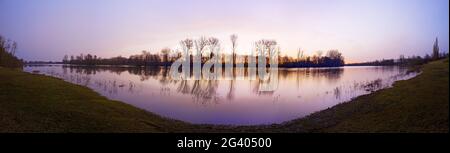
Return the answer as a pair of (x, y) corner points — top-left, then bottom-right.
(0, 58), (448, 132)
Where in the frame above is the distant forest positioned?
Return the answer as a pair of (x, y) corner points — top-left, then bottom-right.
(23, 35), (448, 68)
(60, 49), (346, 68)
(59, 35), (346, 68)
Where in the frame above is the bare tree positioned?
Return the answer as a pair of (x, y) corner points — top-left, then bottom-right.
(195, 37), (208, 62)
(297, 48), (304, 62)
(4, 40), (11, 53)
(326, 50), (342, 59)
(316, 50), (323, 57)
(10, 41), (17, 55)
(160, 48), (171, 64)
(315, 50), (323, 64)
(0, 36), (4, 48)
(230, 34), (238, 65)
(255, 39), (278, 64)
(433, 37), (439, 59)
(207, 37), (220, 59)
(180, 39), (194, 63)
(0, 35), (22, 67)
(180, 39), (193, 53)
(63, 55), (69, 63)
(256, 39), (277, 56)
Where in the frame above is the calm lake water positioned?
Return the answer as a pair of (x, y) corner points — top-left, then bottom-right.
(24, 65), (417, 125)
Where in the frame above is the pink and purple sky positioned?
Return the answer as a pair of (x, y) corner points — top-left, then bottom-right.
(0, 0), (448, 63)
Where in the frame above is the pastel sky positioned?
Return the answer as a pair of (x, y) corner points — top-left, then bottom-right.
(0, 0), (448, 63)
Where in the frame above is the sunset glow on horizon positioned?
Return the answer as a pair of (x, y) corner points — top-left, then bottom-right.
(0, 0), (448, 63)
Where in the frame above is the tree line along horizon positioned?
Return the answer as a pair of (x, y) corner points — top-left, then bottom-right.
(1, 34), (448, 69)
(59, 35), (447, 67)
(61, 35), (347, 68)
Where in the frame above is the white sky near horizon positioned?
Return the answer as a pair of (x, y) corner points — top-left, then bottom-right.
(0, 0), (448, 63)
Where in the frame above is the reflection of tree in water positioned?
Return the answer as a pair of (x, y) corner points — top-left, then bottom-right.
(252, 79), (275, 96)
(193, 80), (220, 105)
(321, 68), (344, 83)
(279, 68), (344, 85)
(333, 87), (341, 99)
(176, 80), (220, 105)
(63, 65), (166, 78)
(51, 66), (345, 104)
(60, 66), (148, 96)
(371, 66), (395, 73)
(176, 80), (191, 94)
(91, 79), (143, 96)
(160, 86), (171, 96)
(158, 68), (171, 86)
(128, 67), (162, 81)
(227, 80), (235, 100)
(37, 65), (418, 108)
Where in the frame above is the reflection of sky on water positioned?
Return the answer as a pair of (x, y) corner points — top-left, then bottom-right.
(24, 65), (417, 125)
